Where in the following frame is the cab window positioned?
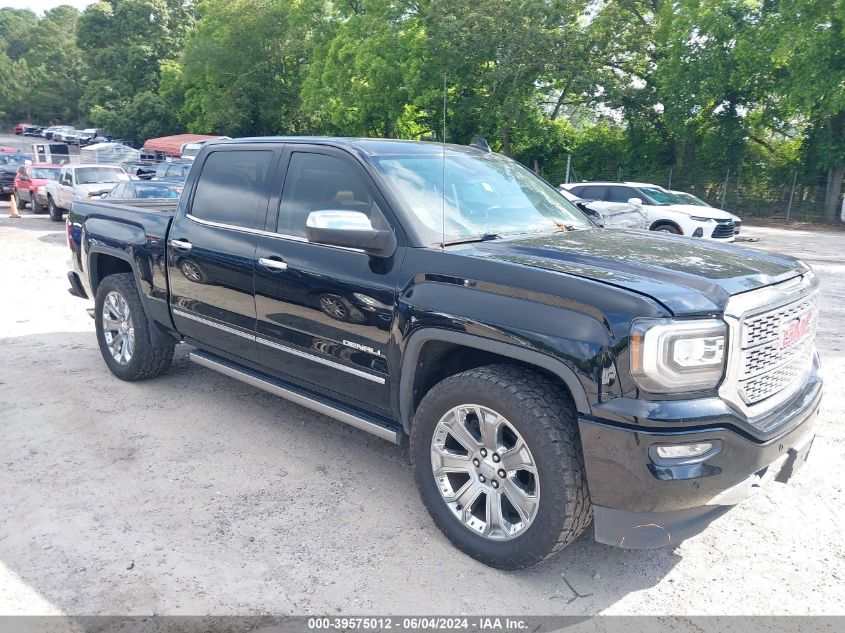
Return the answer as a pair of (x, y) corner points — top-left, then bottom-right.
(191, 150), (273, 229)
(276, 151), (386, 238)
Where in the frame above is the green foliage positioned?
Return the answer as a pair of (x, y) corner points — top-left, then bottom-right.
(1, 0), (843, 221)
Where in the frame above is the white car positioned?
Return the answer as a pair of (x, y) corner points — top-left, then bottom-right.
(669, 189), (742, 235)
(45, 164), (130, 222)
(562, 181), (738, 241)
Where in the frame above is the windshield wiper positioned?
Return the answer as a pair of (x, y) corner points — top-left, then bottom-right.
(441, 232), (502, 246)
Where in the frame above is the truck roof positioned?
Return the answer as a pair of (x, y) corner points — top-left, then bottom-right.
(212, 136), (489, 157)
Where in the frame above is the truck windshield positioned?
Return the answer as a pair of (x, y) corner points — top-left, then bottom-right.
(33, 167), (60, 180)
(76, 167), (129, 184)
(375, 151), (590, 244)
(0, 154), (27, 165)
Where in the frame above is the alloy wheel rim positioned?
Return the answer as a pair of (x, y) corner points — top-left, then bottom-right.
(320, 296), (347, 319)
(181, 261), (201, 282)
(102, 291), (135, 365)
(430, 404), (540, 541)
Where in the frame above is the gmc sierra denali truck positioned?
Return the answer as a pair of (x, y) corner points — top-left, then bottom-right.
(66, 138), (822, 569)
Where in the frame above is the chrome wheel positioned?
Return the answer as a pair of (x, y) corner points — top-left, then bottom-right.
(320, 295), (347, 320)
(180, 260), (202, 282)
(430, 405), (540, 540)
(101, 291), (135, 365)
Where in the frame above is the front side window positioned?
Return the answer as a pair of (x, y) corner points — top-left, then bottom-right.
(607, 186), (640, 203)
(375, 151), (590, 244)
(277, 152), (385, 238)
(191, 150), (273, 229)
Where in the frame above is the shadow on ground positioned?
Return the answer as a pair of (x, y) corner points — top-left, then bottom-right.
(0, 331), (680, 615)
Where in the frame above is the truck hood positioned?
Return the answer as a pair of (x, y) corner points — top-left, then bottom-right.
(75, 182), (120, 196)
(466, 229), (808, 314)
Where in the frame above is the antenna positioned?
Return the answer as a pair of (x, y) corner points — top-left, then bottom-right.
(441, 72), (447, 251)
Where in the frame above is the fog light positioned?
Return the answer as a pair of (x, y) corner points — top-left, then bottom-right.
(656, 443), (712, 459)
(650, 440), (721, 465)
(692, 227), (704, 237)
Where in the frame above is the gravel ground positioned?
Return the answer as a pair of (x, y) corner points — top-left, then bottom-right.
(0, 156), (843, 616)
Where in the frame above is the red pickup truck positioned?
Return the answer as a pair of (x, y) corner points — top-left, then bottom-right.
(12, 163), (61, 213)
(13, 122), (33, 135)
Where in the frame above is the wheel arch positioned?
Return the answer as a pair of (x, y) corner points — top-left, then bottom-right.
(88, 247), (178, 347)
(399, 329), (591, 434)
(649, 219), (683, 233)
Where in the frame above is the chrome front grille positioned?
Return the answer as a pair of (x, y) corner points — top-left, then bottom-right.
(711, 220), (735, 239)
(737, 292), (818, 406)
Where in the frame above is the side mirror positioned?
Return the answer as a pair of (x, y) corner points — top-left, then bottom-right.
(627, 197), (643, 205)
(306, 210), (396, 257)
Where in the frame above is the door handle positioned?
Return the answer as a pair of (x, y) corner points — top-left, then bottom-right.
(258, 257), (288, 271)
(171, 239), (193, 251)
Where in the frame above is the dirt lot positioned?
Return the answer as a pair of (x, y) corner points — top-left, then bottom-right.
(0, 190), (843, 616)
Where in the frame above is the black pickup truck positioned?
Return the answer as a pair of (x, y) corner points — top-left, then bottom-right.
(66, 138), (822, 569)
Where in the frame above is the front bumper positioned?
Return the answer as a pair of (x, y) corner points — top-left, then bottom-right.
(582, 376), (821, 549)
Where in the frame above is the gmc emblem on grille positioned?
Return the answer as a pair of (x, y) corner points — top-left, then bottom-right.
(781, 312), (813, 349)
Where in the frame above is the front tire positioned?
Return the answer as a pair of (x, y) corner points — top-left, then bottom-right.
(95, 273), (175, 381)
(48, 196), (63, 222)
(411, 365), (592, 569)
(652, 223), (681, 234)
(14, 191), (27, 209)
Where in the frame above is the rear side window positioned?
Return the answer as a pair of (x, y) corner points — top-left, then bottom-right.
(191, 150), (273, 229)
(579, 186), (607, 200)
(277, 152), (385, 238)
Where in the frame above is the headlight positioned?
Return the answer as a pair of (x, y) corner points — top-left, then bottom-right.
(630, 318), (726, 392)
(690, 216), (713, 222)
(36, 185), (46, 194)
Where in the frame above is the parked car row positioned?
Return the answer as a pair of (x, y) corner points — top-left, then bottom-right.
(12, 122), (111, 147)
(560, 181), (742, 240)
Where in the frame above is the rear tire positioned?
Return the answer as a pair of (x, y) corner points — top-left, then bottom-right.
(95, 273), (175, 381)
(48, 196), (63, 222)
(410, 365), (592, 569)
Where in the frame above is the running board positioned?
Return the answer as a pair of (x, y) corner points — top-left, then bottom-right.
(189, 350), (401, 444)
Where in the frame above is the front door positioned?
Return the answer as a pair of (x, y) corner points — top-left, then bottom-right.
(167, 145), (280, 363)
(253, 146), (403, 415)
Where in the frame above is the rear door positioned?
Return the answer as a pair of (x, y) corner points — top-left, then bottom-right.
(252, 145), (403, 414)
(167, 145), (280, 363)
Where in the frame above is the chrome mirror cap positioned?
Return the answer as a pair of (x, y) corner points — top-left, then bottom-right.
(306, 210), (374, 231)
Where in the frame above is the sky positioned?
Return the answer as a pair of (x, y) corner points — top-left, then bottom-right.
(0, 0), (96, 14)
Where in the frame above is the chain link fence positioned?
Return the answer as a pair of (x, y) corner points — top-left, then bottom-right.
(562, 165), (836, 223)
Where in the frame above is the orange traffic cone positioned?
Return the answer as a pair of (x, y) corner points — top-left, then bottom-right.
(8, 193), (21, 218)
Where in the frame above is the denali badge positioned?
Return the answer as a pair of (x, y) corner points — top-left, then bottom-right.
(781, 312), (813, 349)
(344, 340), (383, 356)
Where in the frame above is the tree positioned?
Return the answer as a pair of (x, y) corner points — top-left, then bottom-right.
(77, 0), (195, 132)
(769, 0), (845, 222)
(178, 0), (326, 136)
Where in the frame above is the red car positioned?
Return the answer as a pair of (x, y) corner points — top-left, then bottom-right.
(1, 146), (18, 152)
(13, 163), (61, 213)
(13, 122), (33, 135)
